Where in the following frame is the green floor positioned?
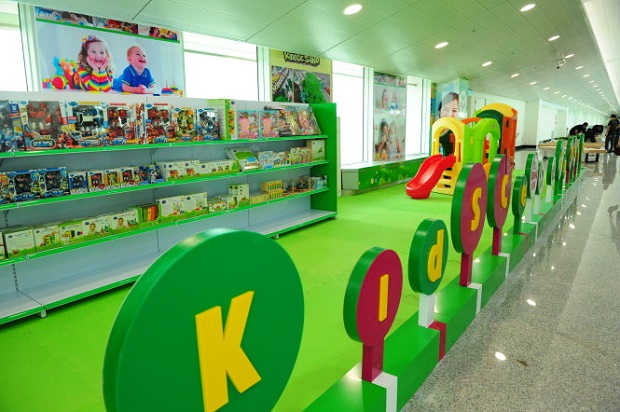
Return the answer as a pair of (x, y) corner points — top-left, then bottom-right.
(0, 183), (492, 412)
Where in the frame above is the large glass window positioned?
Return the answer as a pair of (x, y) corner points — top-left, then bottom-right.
(332, 61), (364, 166)
(183, 32), (257, 100)
(405, 76), (426, 155)
(0, 2), (26, 91)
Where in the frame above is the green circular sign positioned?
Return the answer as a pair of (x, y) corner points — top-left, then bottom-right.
(408, 219), (448, 295)
(487, 155), (512, 229)
(524, 152), (538, 197)
(546, 157), (555, 186)
(451, 163), (488, 255)
(512, 175), (527, 217)
(104, 229), (304, 412)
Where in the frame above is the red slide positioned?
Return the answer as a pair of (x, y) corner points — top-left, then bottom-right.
(406, 154), (456, 199)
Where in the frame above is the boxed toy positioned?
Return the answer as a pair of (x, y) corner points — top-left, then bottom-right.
(4, 228), (35, 258)
(237, 110), (260, 139)
(82, 215), (111, 238)
(260, 109), (280, 138)
(0, 99), (25, 152)
(104, 168), (122, 189)
(196, 108), (220, 140)
(0, 231), (5, 260)
(21, 100), (69, 150)
(145, 102), (172, 143)
(39, 167), (69, 198)
(68, 171), (89, 194)
(183, 192), (208, 214)
(137, 164), (164, 184)
(137, 204), (159, 225)
(110, 209), (140, 232)
(307, 139), (326, 161)
(229, 183), (249, 198)
(250, 193), (270, 205)
(65, 101), (107, 147)
(171, 106), (196, 141)
(284, 107), (302, 135)
(289, 146), (311, 164)
(227, 148), (261, 171)
(310, 176), (327, 190)
(263, 105), (293, 136)
(7, 170), (39, 202)
(206, 99), (236, 140)
(33, 224), (61, 252)
(104, 102), (137, 145)
(273, 151), (291, 167)
(58, 220), (85, 245)
(0, 173), (11, 204)
(87, 170), (106, 191)
(257, 151), (275, 169)
(207, 199), (227, 213)
(298, 106), (321, 135)
(119, 166), (139, 187)
(157, 195), (186, 218)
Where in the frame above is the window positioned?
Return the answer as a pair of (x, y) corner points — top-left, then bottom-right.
(332, 61), (364, 165)
(0, 2), (26, 91)
(405, 76), (427, 155)
(183, 32), (258, 100)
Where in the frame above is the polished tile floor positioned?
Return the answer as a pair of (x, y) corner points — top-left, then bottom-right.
(403, 151), (620, 411)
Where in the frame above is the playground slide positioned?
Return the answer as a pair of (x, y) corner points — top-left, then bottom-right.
(406, 154), (456, 199)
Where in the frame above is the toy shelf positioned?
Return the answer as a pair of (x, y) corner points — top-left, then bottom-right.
(3, 134), (327, 159)
(0, 101), (337, 325)
(0, 187), (328, 269)
(0, 160), (328, 212)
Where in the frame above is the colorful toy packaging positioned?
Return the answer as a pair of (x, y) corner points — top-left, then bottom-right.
(0, 100), (25, 152)
(87, 170), (106, 192)
(196, 108), (219, 140)
(298, 106), (321, 135)
(171, 107), (197, 141)
(183, 192), (208, 214)
(136, 204), (159, 226)
(157, 195), (186, 218)
(58, 220), (84, 245)
(4, 228), (35, 257)
(39, 167), (69, 198)
(68, 171), (89, 194)
(227, 148), (261, 171)
(0, 173), (11, 204)
(105, 102), (137, 145)
(137, 164), (164, 184)
(307, 139), (326, 161)
(33, 224), (61, 252)
(82, 216), (111, 238)
(66, 101), (107, 148)
(237, 110), (260, 139)
(20, 100), (69, 150)
(110, 209), (139, 233)
(261, 109), (280, 138)
(207, 99), (236, 140)
(119, 166), (139, 187)
(145, 102), (172, 143)
(104, 168), (122, 190)
(7, 170), (39, 202)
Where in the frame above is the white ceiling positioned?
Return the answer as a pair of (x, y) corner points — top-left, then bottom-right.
(16, 0), (620, 115)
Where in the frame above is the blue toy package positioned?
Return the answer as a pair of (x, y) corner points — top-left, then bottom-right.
(196, 108), (219, 140)
(39, 167), (69, 198)
(68, 171), (89, 194)
(0, 100), (25, 152)
(7, 170), (39, 202)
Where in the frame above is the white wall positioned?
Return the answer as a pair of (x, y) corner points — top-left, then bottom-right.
(469, 91), (527, 146)
(524, 99), (541, 146)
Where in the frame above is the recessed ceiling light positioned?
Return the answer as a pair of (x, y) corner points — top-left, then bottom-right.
(435, 41), (449, 49)
(343, 4), (362, 15)
(543, 87), (550, 90)
(482, 61), (492, 67)
(548, 35), (560, 41)
(520, 3), (536, 12)
(554, 91), (559, 94)
(576, 65), (584, 70)
(511, 73), (519, 78)
(565, 53), (574, 58)
(562, 94), (567, 97)
(583, 74), (590, 78)
(588, 80), (594, 83)
(529, 81), (537, 85)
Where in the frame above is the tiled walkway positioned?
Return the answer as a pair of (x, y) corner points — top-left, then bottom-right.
(403, 151), (620, 411)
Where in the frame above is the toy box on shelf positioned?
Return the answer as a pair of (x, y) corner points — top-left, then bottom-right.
(110, 209), (140, 233)
(196, 107), (220, 140)
(4, 228), (35, 257)
(171, 106), (197, 141)
(0, 99), (26, 152)
(19, 100), (69, 151)
(237, 110), (260, 139)
(39, 167), (69, 198)
(7, 170), (39, 202)
(227, 148), (261, 171)
(144, 102), (173, 143)
(82, 215), (111, 240)
(105, 101), (139, 145)
(307, 139), (325, 161)
(68, 171), (88, 194)
(66, 101), (108, 148)
(58, 220), (84, 245)
(33, 224), (61, 252)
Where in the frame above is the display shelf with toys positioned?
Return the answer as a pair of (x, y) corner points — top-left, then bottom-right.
(0, 94), (337, 324)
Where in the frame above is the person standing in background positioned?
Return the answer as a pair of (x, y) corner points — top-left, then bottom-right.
(605, 114), (619, 153)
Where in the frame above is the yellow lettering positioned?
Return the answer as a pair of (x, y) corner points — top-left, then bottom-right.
(520, 184), (527, 207)
(500, 175), (509, 209)
(378, 274), (389, 321)
(195, 291), (261, 412)
(427, 229), (444, 282)
(470, 187), (482, 231)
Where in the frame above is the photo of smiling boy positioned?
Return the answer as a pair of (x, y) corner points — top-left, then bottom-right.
(117, 44), (156, 94)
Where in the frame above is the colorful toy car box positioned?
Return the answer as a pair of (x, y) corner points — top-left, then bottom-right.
(7, 170), (39, 202)
(68, 171), (89, 194)
(307, 139), (326, 161)
(110, 209), (139, 232)
(119, 166), (139, 187)
(87, 170), (106, 191)
(157, 195), (186, 218)
(33, 224), (61, 252)
(137, 164), (164, 184)
(104, 102), (137, 145)
(171, 106), (196, 141)
(144, 102), (172, 143)
(0, 99), (26, 152)
(58, 220), (85, 245)
(0, 173), (11, 204)
(104, 168), (122, 189)
(20, 100), (69, 150)
(39, 167), (69, 198)
(65, 101), (107, 147)
(82, 215), (111, 238)
(4, 228), (35, 258)
(196, 108), (219, 140)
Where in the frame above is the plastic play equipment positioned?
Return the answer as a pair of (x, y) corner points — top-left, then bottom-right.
(405, 154), (456, 199)
(406, 115), (501, 198)
(475, 103), (518, 166)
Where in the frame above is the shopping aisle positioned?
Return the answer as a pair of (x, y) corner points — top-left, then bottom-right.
(403, 152), (620, 411)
